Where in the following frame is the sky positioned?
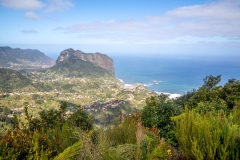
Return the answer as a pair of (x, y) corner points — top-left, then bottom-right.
(0, 0), (240, 58)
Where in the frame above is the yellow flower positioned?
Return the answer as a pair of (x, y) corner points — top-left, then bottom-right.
(167, 149), (171, 155)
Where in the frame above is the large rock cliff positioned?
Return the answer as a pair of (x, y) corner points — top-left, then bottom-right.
(56, 48), (115, 76)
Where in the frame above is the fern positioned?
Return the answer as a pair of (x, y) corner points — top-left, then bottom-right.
(53, 141), (83, 160)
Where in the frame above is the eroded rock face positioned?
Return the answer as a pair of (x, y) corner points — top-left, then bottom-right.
(56, 48), (115, 76)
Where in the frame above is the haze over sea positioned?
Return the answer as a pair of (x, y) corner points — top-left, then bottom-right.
(112, 54), (240, 95)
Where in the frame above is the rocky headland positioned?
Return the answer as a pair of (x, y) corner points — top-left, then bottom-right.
(56, 48), (115, 76)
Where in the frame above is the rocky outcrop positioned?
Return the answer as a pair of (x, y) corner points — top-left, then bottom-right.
(56, 48), (115, 76)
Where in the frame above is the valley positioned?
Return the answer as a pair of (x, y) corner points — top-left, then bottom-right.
(0, 47), (156, 128)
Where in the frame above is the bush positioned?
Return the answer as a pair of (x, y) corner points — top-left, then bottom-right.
(106, 144), (137, 160)
(105, 115), (138, 146)
(67, 109), (94, 131)
(141, 95), (183, 141)
(172, 109), (240, 160)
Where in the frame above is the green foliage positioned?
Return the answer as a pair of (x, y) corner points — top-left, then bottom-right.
(54, 141), (83, 160)
(3, 106), (10, 115)
(141, 95), (183, 140)
(72, 129), (111, 160)
(105, 113), (141, 146)
(32, 94), (40, 100)
(0, 101), (95, 159)
(149, 141), (173, 160)
(0, 126), (53, 159)
(0, 68), (34, 93)
(1, 75), (240, 160)
(105, 144), (137, 160)
(38, 101), (67, 129)
(233, 101), (240, 125)
(178, 75), (240, 110)
(203, 75), (221, 90)
(0, 46), (54, 70)
(46, 58), (112, 78)
(36, 99), (44, 104)
(33, 82), (53, 92)
(174, 89), (196, 107)
(172, 108), (240, 160)
(221, 79), (240, 109)
(194, 100), (228, 115)
(67, 109), (94, 131)
(140, 132), (160, 159)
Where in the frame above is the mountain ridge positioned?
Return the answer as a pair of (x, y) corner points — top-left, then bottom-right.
(0, 46), (55, 70)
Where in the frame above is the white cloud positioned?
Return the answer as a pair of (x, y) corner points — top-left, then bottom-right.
(56, 0), (240, 43)
(45, 0), (73, 12)
(21, 29), (38, 34)
(0, 0), (73, 13)
(25, 11), (41, 20)
(0, 0), (43, 10)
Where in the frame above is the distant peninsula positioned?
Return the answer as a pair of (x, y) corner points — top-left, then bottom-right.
(0, 46), (55, 70)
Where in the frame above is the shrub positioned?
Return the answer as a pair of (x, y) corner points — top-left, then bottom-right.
(141, 95), (183, 141)
(172, 109), (240, 160)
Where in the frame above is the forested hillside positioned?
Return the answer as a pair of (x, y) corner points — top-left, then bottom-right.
(0, 46), (55, 70)
(45, 58), (112, 78)
(0, 75), (239, 159)
(0, 68), (36, 93)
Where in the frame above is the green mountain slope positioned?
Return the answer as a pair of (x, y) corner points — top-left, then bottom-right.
(45, 58), (112, 78)
(56, 48), (115, 76)
(0, 68), (35, 93)
(0, 46), (55, 70)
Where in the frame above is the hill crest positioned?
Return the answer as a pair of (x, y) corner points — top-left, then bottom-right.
(0, 46), (55, 70)
(56, 48), (115, 76)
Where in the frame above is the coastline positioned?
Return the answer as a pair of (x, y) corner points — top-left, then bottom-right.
(118, 78), (182, 99)
(155, 92), (181, 99)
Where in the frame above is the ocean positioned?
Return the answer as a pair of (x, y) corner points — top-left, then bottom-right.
(112, 54), (240, 95)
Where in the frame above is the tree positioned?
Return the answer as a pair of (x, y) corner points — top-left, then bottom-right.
(203, 75), (221, 90)
(141, 95), (183, 140)
(39, 101), (67, 129)
(222, 79), (240, 109)
(67, 109), (93, 131)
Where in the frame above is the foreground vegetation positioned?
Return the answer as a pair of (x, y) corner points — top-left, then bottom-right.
(0, 75), (240, 159)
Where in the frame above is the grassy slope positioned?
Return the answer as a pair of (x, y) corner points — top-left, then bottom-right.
(45, 58), (112, 78)
(0, 68), (36, 93)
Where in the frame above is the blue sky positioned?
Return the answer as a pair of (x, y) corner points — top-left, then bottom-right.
(0, 0), (240, 58)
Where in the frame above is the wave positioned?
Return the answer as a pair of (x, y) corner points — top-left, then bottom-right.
(156, 91), (182, 99)
(117, 78), (181, 97)
(143, 83), (153, 87)
(118, 78), (124, 83)
(144, 80), (162, 86)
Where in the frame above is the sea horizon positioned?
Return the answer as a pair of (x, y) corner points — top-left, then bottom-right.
(112, 54), (240, 95)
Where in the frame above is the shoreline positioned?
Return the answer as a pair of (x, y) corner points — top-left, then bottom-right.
(155, 92), (181, 99)
(118, 78), (182, 99)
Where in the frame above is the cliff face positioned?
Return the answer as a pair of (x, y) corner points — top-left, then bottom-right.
(56, 48), (115, 76)
(0, 46), (55, 70)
